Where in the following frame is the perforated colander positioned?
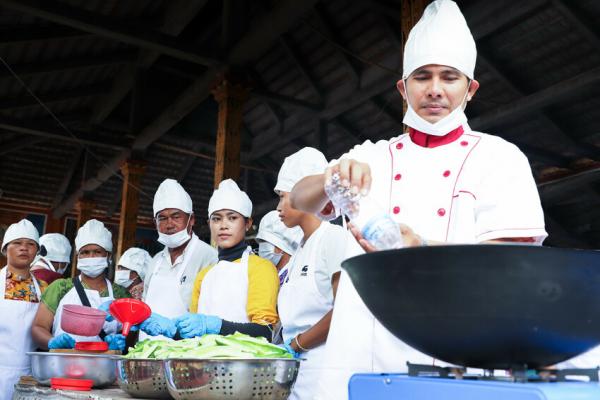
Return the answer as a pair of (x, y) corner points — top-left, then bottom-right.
(116, 358), (171, 399)
(164, 358), (300, 400)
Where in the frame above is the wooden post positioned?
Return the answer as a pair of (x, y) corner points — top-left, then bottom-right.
(72, 198), (95, 277)
(116, 159), (146, 260)
(211, 71), (250, 188)
(401, 0), (430, 121)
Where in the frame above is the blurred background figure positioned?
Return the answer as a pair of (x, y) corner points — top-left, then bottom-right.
(115, 247), (151, 300)
(30, 233), (72, 286)
(256, 210), (302, 285)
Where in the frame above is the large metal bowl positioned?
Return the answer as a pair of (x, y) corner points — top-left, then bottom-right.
(116, 358), (171, 398)
(28, 352), (117, 387)
(164, 358), (300, 400)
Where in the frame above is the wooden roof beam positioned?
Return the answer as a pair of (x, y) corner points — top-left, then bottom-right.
(90, 0), (209, 125)
(252, 90), (323, 113)
(0, 83), (107, 111)
(0, 135), (45, 155)
(0, 0), (220, 67)
(550, 0), (600, 53)
(279, 34), (323, 101)
(51, 147), (83, 209)
(53, 0), (319, 218)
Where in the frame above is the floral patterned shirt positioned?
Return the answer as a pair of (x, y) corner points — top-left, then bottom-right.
(4, 271), (47, 302)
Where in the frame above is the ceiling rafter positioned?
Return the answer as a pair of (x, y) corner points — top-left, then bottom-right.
(50, 146), (83, 209)
(279, 34), (323, 101)
(550, 0), (600, 53)
(0, 83), (107, 111)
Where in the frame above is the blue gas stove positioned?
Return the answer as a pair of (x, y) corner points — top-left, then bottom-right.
(349, 366), (600, 400)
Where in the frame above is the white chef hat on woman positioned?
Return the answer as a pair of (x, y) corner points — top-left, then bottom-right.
(275, 147), (327, 194)
(75, 219), (113, 253)
(1, 219), (39, 254)
(39, 233), (72, 263)
(256, 211), (303, 256)
(117, 247), (152, 280)
(402, 0), (477, 79)
(208, 179), (253, 218)
(153, 178), (193, 217)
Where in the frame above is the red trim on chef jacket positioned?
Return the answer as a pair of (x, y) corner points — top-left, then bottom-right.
(409, 126), (464, 148)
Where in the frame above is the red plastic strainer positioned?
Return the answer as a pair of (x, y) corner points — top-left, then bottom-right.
(109, 298), (151, 336)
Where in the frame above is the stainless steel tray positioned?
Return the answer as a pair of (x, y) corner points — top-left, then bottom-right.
(27, 351), (117, 387)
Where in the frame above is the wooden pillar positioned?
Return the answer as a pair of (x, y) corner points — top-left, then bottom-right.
(211, 71), (250, 188)
(401, 0), (430, 121)
(73, 198), (95, 277)
(116, 159), (146, 260)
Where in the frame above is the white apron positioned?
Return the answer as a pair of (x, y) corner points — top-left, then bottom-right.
(140, 259), (189, 341)
(197, 247), (252, 323)
(278, 225), (333, 400)
(317, 130), (547, 399)
(0, 267), (41, 400)
(52, 276), (118, 342)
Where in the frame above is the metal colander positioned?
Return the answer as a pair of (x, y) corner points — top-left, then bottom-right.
(116, 358), (171, 398)
(164, 358), (300, 400)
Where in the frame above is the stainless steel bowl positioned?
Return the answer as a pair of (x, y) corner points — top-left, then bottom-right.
(164, 358), (300, 400)
(27, 352), (117, 387)
(116, 358), (171, 399)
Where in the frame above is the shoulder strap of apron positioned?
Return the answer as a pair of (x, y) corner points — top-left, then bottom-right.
(71, 277), (107, 339)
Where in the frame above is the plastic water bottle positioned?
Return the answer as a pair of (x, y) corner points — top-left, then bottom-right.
(325, 173), (403, 250)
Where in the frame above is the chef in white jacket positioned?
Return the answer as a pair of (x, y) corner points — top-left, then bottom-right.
(276, 147), (363, 400)
(290, 1), (547, 398)
(0, 219), (41, 400)
(140, 179), (217, 340)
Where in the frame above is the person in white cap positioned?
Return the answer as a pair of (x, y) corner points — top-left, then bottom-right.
(0, 219), (42, 400)
(256, 210), (302, 284)
(290, 1), (547, 398)
(145, 179), (280, 341)
(31, 219), (130, 352)
(114, 247), (151, 300)
(139, 179), (217, 340)
(275, 147), (363, 400)
(30, 233), (72, 286)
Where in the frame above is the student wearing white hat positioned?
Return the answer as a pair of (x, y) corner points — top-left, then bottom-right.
(30, 233), (72, 285)
(144, 180), (280, 340)
(139, 179), (217, 340)
(291, 1), (547, 398)
(0, 219), (42, 400)
(256, 210), (302, 284)
(114, 247), (151, 300)
(31, 219), (130, 351)
(275, 148), (363, 400)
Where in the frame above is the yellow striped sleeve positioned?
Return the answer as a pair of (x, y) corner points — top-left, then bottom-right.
(246, 255), (280, 325)
(189, 266), (213, 313)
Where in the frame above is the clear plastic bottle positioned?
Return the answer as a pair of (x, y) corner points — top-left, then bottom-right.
(325, 173), (403, 250)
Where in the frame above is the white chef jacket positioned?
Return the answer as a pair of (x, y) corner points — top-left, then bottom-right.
(316, 124), (547, 400)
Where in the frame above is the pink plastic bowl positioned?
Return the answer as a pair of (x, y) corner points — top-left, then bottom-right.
(60, 305), (107, 337)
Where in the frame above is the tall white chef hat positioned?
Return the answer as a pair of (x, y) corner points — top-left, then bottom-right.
(39, 233), (72, 263)
(75, 219), (113, 253)
(1, 219), (39, 254)
(208, 179), (253, 218)
(117, 247), (152, 280)
(256, 211), (303, 256)
(275, 147), (327, 193)
(153, 178), (193, 217)
(402, 0), (477, 79)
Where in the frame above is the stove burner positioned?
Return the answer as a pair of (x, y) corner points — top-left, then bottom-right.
(406, 363), (599, 383)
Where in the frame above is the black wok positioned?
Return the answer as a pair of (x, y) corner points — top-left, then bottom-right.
(342, 244), (600, 370)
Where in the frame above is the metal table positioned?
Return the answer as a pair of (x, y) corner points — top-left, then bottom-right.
(13, 384), (153, 400)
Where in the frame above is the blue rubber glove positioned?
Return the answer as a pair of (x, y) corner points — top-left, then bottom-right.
(139, 313), (177, 338)
(104, 334), (126, 351)
(48, 333), (75, 349)
(174, 313), (222, 339)
(98, 300), (114, 321)
(283, 337), (300, 359)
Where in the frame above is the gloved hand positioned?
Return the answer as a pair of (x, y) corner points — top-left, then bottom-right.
(139, 313), (177, 338)
(174, 313), (222, 339)
(104, 334), (126, 351)
(98, 300), (114, 321)
(48, 333), (75, 349)
(282, 337), (300, 359)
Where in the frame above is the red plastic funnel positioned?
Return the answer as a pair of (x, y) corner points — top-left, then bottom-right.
(109, 298), (151, 336)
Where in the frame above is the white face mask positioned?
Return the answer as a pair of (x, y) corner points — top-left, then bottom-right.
(56, 263), (68, 275)
(259, 242), (283, 267)
(114, 269), (134, 288)
(77, 257), (108, 278)
(157, 215), (192, 249)
(402, 79), (470, 137)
